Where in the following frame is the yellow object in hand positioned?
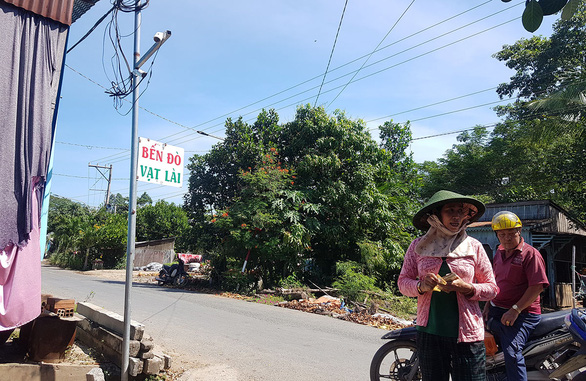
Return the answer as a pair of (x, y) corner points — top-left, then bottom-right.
(433, 275), (447, 292)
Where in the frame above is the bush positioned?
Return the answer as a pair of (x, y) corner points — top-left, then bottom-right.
(332, 261), (380, 303)
(220, 269), (259, 294)
(49, 251), (85, 270)
(372, 291), (417, 320)
(279, 274), (304, 289)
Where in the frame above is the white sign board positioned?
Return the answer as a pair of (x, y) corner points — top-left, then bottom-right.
(137, 137), (184, 187)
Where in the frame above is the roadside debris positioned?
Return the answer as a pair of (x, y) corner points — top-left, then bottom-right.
(276, 295), (412, 330)
(133, 262), (163, 272)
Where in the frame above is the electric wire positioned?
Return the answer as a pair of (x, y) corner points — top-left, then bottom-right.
(67, 5), (115, 53)
(56, 141), (129, 151)
(73, 2), (522, 165)
(102, 0), (151, 106)
(326, 0), (416, 109)
(60, 2), (555, 203)
(100, 0), (517, 152)
(315, 0), (349, 106)
(155, 15), (521, 146)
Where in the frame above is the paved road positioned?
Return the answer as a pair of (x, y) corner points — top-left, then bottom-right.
(41, 265), (387, 380)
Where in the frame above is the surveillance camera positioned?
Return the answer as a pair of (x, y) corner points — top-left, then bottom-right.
(132, 68), (147, 78)
(154, 32), (164, 43)
(153, 30), (171, 43)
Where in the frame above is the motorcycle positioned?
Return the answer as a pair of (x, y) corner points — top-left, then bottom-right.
(370, 309), (577, 381)
(156, 257), (188, 287)
(549, 308), (586, 380)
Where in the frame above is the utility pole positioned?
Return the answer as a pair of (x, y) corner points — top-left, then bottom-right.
(121, 2), (171, 379)
(88, 163), (112, 207)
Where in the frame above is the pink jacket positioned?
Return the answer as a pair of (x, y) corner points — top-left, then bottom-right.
(398, 236), (498, 343)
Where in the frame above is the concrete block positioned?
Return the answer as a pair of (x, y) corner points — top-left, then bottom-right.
(76, 317), (139, 357)
(0, 363), (96, 381)
(140, 334), (154, 351)
(76, 302), (145, 340)
(86, 367), (105, 381)
(97, 326), (140, 357)
(154, 352), (172, 369)
(128, 357), (143, 377)
(138, 349), (154, 359)
(162, 354), (172, 369)
(76, 326), (121, 368)
(143, 357), (162, 375)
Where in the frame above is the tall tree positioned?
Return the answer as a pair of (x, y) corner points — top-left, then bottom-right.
(136, 200), (190, 251)
(493, 5), (586, 220)
(185, 106), (418, 288)
(420, 7), (586, 222)
(184, 109), (281, 221)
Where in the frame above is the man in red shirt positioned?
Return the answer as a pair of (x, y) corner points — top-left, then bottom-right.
(483, 211), (549, 381)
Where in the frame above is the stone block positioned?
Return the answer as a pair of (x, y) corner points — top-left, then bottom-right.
(86, 367), (105, 381)
(140, 334), (154, 351)
(139, 349), (154, 359)
(154, 352), (172, 369)
(143, 357), (162, 375)
(76, 326), (121, 368)
(77, 317), (140, 357)
(76, 302), (145, 340)
(128, 357), (143, 377)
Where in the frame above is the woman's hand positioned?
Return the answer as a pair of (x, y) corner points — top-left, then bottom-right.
(441, 273), (475, 296)
(418, 273), (444, 293)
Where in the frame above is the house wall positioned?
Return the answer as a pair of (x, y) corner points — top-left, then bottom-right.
(467, 228), (533, 258)
(134, 239), (175, 267)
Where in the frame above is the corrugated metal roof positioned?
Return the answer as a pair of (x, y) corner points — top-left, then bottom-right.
(72, 0), (100, 24)
(5, 0), (74, 25)
(4, 0), (100, 25)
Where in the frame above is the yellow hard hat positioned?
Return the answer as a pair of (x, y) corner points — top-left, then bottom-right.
(491, 211), (522, 231)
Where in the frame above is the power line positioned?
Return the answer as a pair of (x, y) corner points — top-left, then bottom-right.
(179, 1), (504, 136)
(169, 16), (521, 144)
(67, 5), (115, 53)
(56, 141), (129, 150)
(412, 123), (497, 141)
(53, 173), (129, 180)
(315, 0), (349, 106)
(326, 0), (416, 109)
(76, 1), (520, 165)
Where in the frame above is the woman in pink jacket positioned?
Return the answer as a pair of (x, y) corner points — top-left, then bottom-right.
(398, 190), (498, 381)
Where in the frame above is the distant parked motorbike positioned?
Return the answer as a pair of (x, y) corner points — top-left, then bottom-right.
(370, 309), (577, 381)
(156, 257), (188, 287)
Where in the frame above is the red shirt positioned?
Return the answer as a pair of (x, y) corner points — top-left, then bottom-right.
(492, 238), (549, 314)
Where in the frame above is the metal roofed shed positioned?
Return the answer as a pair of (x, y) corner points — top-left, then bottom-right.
(467, 200), (586, 308)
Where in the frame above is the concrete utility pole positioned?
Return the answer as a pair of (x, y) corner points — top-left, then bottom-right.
(121, 2), (171, 379)
(88, 163), (112, 207)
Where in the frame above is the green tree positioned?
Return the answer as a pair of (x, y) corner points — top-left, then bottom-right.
(515, 0), (583, 32)
(108, 193), (128, 214)
(419, 7), (586, 223)
(94, 212), (127, 268)
(48, 197), (128, 269)
(136, 200), (189, 251)
(137, 192), (153, 208)
(185, 105), (418, 289)
(48, 195), (90, 251)
(51, 214), (90, 258)
(209, 149), (317, 287)
(491, 6), (586, 220)
(419, 126), (495, 199)
(184, 109), (281, 222)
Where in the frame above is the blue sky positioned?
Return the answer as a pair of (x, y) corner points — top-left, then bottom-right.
(53, 0), (555, 208)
